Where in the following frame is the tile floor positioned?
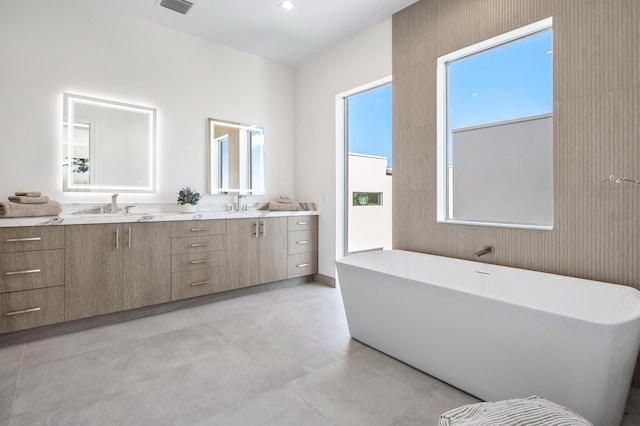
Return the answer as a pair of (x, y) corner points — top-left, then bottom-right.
(1, 282), (639, 425)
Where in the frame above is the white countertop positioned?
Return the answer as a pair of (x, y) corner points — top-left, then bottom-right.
(0, 209), (318, 228)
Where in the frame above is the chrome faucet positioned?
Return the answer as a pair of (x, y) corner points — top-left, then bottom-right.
(236, 194), (247, 212)
(111, 194), (119, 213)
(473, 246), (494, 258)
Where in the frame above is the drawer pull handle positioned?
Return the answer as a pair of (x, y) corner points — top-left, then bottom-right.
(190, 280), (212, 287)
(296, 263), (310, 268)
(6, 237), (42, 242)
(190, 259), (212, 264)
(191, 228), (208, 232)
(6, 269), (41, 276)
(7, 307), (41, 316)
(190, 243), (211, 247)
(297, 221), (308, 225)
(297, 240), (309, 244)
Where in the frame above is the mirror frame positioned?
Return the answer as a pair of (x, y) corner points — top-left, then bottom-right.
(435, 17), (553, 230)
(207, 118), (265, 195)
(63, 93), (157, 193)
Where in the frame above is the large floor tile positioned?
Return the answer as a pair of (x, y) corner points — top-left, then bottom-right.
(12, 322), (228, 419)
(287, 355), (425, 426)
(236, 325), (350, 384)
(391, 383), (480, 426)
(11, 340), (282, 425)
(21, 306), (210, 369)
(194, 386), (334, 426)
(353, 345), (443, 396)
(0, 344), (22, 422)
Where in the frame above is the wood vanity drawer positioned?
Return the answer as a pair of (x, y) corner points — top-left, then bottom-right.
(172, 250), (226, 272)
(171, 267), (228, 301)
(0, 227), (64, 253)
(0, 249), (64, 293)
(287, 216), (317, 232)
(288, 230), (317, 255)
(171, 235), (226, 255)
(171, 220), (226, 238)
(1, 286), (64, 333)
(288, 253), (317, 278)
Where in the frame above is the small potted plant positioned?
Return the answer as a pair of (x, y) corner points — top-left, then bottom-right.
(177, 186), (202, 213)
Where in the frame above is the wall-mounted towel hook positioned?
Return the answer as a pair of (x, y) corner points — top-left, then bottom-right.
(604, 174), (640, 185)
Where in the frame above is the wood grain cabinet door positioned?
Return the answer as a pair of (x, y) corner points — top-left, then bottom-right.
(258, 217), (288, 284)
(227, 218), (260, 289)
(122, 222), (171, 310)
(65, 224), (123, 321)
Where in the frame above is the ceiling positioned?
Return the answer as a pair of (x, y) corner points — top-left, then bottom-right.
(93, 0), (419, 68)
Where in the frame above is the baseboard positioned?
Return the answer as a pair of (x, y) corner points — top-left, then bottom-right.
(314, 273), (336, 288)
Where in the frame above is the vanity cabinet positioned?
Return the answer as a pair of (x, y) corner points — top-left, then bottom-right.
(65, 222), (171, 320)
(170, 220), (228, 301)
(287, 216), (318, 278)
(1, 214), (317, 335)
(0, 226), (65, 333)
(227, 217), (288, 289)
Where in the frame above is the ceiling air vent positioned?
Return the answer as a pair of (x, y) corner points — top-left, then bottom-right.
(159, 0), (193, 15)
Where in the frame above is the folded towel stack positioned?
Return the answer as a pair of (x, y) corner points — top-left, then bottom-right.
(264, 196), (317, 212)
(0, 191), (62, 218)
(266, 195), (298, 211)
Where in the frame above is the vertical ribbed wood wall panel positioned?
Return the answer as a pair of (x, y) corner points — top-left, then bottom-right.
(393, 0), (640, 385)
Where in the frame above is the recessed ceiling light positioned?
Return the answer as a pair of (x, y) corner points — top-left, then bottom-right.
(279, 1), (295, 11)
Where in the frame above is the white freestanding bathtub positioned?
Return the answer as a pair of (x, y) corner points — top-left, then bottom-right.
(336, 250), (640, 426)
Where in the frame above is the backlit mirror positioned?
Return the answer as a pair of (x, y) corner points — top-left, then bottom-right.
(63, 93), (156, 192)
(208, 118), (265, 194)
(436, 17), (553, 229)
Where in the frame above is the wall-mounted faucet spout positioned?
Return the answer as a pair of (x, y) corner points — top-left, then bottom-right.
(473, 246), (494, 258)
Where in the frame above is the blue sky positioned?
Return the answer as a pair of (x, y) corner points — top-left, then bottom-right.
(347, 83), (393, 167)
(448, 29), (553, 130)
(345, 30), (551, 170)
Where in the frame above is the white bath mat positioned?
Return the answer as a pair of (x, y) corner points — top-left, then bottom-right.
(439, 395), (593, 426)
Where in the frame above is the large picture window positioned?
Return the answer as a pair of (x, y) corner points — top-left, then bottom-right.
(436, 17), (553, 229)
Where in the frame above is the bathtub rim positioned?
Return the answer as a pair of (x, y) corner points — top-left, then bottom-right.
(336, 249), (640, 327)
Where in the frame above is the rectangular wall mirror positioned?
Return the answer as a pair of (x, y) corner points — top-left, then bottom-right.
(436, 17), (553, 229)
(208, 118), (265, 195)
(63, 93), (156, 193)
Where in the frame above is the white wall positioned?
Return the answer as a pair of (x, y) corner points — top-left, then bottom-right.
(0, 0), (392, 278)
(348, 154), (392, 252)
(452, 114), (553, 225)
(294, 19), (392, 278)
(0, 0), (294, 206)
